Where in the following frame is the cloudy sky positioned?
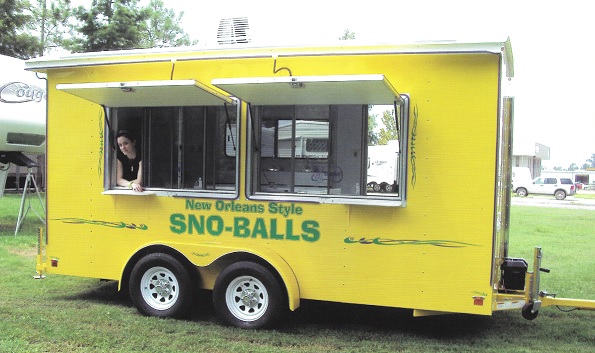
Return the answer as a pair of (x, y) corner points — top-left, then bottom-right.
(158, 1), (595, 167)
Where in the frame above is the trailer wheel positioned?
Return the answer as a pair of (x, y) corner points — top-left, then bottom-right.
(213, 261), (285, 329)
(129, 253), (193, 319)
(516, 188), (528, 197)
(522, 303), (539, 320)
(554, 190), (566, 200)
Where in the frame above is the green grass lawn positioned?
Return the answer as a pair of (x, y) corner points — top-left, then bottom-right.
(1, 194), (593, 353)
(575, 191), (595, 200)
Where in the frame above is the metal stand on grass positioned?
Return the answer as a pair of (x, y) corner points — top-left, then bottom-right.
(15, 167), (45, 236)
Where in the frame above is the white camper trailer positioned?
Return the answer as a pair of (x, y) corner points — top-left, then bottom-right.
(367, 140), (399, 193)
(0, 55), (46, 196)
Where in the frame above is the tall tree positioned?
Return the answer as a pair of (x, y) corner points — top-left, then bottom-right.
(378, 109), (398, 145)
(587, 153), (595, 168)
(0, 0), (40, 58)
(143, 0), (194, 48)
(30, 0), (73, 56)
(368, 110), (379, 146)
(69, 0), (149, 52)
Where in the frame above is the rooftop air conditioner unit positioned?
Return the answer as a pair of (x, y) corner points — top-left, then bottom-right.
(217, 17), (251, 45)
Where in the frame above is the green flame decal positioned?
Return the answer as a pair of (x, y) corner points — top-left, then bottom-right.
(344, 237), (478, 248)
(55, 218), (148, 230)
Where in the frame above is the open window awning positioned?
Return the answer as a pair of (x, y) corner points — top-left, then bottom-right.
(56, 80), (235, 107)
(211, 74), (403, 105)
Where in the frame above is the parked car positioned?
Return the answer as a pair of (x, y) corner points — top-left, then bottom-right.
(575, 182), (585, 190)
(514, 176), (576, 200)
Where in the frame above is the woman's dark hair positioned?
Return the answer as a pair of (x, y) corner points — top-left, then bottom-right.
(116, 129), (136, 142)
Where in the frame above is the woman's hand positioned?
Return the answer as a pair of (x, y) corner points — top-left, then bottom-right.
(129, 182), (144, 192)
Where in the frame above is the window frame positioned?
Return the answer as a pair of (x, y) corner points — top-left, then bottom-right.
(245, 97), (409, 207)
(103, 104), (241, 198)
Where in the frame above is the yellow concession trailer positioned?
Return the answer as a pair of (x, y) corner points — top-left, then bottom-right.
(26, 38), (594, 328)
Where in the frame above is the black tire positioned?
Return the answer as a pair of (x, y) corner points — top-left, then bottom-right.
(522, 303), (539, 320)
(213, 261), (286, 329)
(129, 253), (193, 319)
(554, 190), (566, 200)
(516, 188), (528, 197)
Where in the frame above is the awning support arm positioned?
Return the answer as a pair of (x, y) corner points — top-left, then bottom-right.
(393, 99), (400, 140)
(224, 103), (236, 152)
(103, 105), (116, 151)
(248, 103), (259, 152)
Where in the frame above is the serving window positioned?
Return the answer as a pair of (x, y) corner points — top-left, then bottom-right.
(213, 74), (409, 206)
(56, 80), (239, 197)
(246, 101), (408, 204)
(109, 105), (238, 194)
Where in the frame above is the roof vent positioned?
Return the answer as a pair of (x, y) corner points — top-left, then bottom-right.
(217, 17), (251, 45)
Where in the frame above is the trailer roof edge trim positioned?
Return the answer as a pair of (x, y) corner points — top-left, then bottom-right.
(25, 38), (514, 78)
(56, 79), (235, 107)
(212, 74), (402, 105)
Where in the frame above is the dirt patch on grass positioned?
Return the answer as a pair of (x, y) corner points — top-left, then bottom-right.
(9, 248), (38, 259)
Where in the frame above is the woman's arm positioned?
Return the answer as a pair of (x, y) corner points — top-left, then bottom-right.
(116, 160), (128, 187)
(131, 161), (143, 191)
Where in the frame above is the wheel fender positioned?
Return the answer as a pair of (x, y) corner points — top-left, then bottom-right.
(120, 242), (301, 312)
(224, 246), (301, 312)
